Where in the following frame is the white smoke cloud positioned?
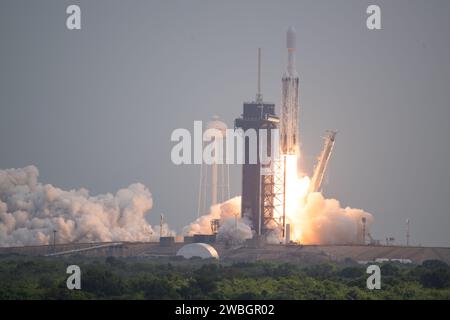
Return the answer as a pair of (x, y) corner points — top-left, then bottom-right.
(216, 216), (253, 244)
(297, 192), (373, 245)
(265, 227), (284, 245)
(0, 166), (173, 247)
(183, 196), (253, 243)
(182, 190), (372, 245)
(0, 166), (372, 247)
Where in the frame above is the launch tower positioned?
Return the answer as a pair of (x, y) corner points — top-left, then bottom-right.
(235, 49), (280, 237)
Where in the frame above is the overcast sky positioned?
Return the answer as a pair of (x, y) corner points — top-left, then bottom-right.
(1, 0), (449, 246)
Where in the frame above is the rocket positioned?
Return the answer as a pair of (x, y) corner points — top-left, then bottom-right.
(280, 26), (300, 155)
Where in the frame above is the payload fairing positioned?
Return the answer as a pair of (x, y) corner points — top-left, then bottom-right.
(280, 27), (300, 155)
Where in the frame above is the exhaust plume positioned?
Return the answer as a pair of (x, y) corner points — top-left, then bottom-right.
(296, 192), (373, 244)
(183, 196), (253, 243)
(0, 166), (173, 247)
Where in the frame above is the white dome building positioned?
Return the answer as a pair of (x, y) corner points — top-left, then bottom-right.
(176, 243), (219, 260)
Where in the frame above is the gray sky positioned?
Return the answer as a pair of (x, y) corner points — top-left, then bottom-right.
(1, 0), (449, 246)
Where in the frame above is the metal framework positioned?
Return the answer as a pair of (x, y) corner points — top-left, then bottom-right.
(210, 219), (220, 234)
(261, 156), (286, 236)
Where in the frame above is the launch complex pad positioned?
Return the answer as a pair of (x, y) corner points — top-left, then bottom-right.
(1, 242), (450, 265)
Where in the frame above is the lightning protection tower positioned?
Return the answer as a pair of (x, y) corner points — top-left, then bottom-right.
(197, 117), (231, 217)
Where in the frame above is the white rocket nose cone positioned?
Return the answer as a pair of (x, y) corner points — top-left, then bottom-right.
(287, 26), (296, 49)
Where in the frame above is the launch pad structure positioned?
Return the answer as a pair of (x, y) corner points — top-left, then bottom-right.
(235, 28), (338, 242)
(234, 47), (287, 238)
(3, 241), (450, 265)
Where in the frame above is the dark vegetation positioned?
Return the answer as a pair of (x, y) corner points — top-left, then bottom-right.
(0, 254), (449, 299)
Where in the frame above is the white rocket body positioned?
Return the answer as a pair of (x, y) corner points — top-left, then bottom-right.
(280, 26), (300, 155)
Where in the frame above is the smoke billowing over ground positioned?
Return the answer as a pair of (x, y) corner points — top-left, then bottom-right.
(0, 166), (173, 247)
(183, 192), (373, 245)
(0, 166), (372, 247)
(296, 192), (373, 244)
(183, 196), (253, 244)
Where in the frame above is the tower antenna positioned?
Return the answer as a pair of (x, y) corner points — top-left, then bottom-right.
(406, 219), (410, 246)
(256, 48), (263, 103)
(52, 229), (57, 253)
(160, 214), (164, 239)
(361, 217), (367, 245)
